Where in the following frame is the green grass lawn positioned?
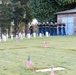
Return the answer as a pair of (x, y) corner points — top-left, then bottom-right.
(0, 36), (76, 75)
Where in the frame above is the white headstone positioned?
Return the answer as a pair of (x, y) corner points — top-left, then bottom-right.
(6, 34), (8, 39)
(27, 33), (30, 39)
(19, 32), (21, 38)
(46, 32), (49, 37)
(2, 34), (7, 42)
(20, 34), (23, 39)
(22, 32), (25, 38)
(16, 34), (19, 40)
(39, 33), (42, 37)
(33, 32), (36, 37)
(11, 34), (13, 39)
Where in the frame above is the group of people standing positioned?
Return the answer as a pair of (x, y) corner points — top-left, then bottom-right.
(30, 22), (66, 36)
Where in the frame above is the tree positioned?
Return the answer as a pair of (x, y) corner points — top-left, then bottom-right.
(0, 0), (13, 34)
(28, 0), (76, 22)
(28, 0), (60, 22)
(11, 0), (33, 34)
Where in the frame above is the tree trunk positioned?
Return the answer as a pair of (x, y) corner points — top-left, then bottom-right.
(25, 24), (29, 36)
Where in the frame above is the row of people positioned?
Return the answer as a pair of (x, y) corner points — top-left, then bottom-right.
(30, 22), (66, 36)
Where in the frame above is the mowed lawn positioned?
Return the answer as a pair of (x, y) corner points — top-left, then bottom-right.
(0, 36), (76, 75)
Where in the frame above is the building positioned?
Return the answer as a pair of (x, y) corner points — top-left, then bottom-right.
(55, 8), (76, 35)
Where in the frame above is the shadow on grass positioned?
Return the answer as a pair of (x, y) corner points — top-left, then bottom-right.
(68, 49), (76, 52)
(0, 46), (28, 51)
(0, 46), (55, 51)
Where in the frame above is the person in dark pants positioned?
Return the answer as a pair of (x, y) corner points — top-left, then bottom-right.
(30, 26), (33, 36)
(38, 23), (42, 36)
(58, 23), (62, 35)
(45, 22), (49, 32)
(49, 22), (54, 36)
(41, 22), (45, 36)
(54, 22), (57, 35)
(62, 23), (66, 35)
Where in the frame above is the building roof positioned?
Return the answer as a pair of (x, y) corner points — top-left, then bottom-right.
(54, 8), (76, 15)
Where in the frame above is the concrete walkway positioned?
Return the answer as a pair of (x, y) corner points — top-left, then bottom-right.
(36, 67), (65, 72)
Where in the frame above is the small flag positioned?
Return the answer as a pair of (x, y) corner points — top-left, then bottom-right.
(43, 42), (47, 47)
(50, 68), (54, 75)
(26, 56), (32, 68)
(16, 39), (18, 42)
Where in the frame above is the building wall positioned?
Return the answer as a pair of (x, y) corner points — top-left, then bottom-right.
(57, 13), (76, 34)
